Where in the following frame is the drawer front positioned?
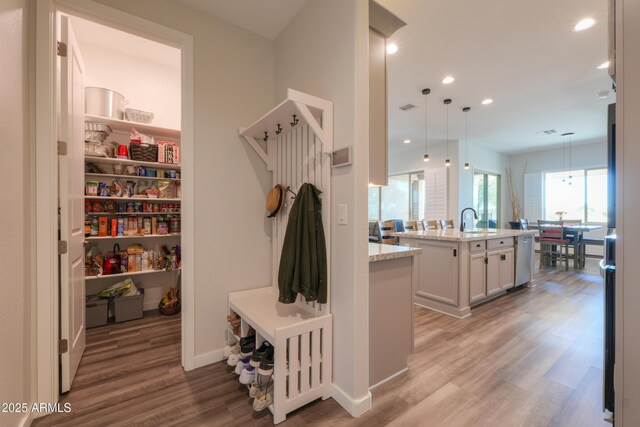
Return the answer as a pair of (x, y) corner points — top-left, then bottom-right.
(469, 240), (486, 253)
(487, 237), (514, 250)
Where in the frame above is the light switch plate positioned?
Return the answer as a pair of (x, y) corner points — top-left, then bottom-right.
(338, 204), (347, 225)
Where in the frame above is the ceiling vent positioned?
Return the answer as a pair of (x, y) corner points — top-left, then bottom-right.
(399, 103), (417, 111)
(536, 129), (558, 135)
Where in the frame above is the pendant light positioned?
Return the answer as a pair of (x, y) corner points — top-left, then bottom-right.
(463, 106), (471, 169)
(444, 98), (452, 167)
(561, 133), (566, 183)
(422, 88), (431, 162)
(564, 132), (575, 185)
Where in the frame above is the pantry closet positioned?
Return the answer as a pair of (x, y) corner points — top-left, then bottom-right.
(61, 14), (184, 392)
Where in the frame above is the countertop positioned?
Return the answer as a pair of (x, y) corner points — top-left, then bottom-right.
(395, 228), (536, 242)
(369, 243), (422, 262)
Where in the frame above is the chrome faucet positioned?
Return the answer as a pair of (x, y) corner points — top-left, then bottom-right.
(460, 207), (479, 232)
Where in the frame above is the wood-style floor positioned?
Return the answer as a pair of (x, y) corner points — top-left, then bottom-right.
(35, 258), (608, 427)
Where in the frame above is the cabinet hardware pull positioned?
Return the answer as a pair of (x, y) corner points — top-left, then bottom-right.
(453, 249), (457, 257)
(484, 257), (488, 264)
(500, 254), (506, 260)
(500, 240), (504, 244)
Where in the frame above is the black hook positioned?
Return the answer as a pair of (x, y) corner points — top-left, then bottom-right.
(263, 131), (269, 142)
(285, 185), (297, 199)
(290, 115), (299, 127)
(275, 124), (283, 135)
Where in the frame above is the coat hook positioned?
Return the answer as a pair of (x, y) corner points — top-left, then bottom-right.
(290, 115), (299, 127)
(285, 185), (297, 199)
(275, 124), (283, 135)
(263, 131), (269, 142)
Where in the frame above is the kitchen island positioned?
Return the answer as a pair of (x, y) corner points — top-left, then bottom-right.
(396, 229), (535, 318)
(368, 242), (421, 388)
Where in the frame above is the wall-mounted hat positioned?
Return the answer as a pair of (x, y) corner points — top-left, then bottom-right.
(266, 184), (284, 218)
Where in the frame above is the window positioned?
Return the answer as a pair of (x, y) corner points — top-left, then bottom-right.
(543, 168), (607, 222)
(473, 172), (501, 228)
(368, 171), (425, 222)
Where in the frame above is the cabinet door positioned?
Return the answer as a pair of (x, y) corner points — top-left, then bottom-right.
(486, 250), (502, 297)
(416, 242), (459, 305)
(469, 252), (487, 304)
(500, 248), (515, 290)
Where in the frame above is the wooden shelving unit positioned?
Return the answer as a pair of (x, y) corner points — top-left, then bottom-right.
(85, 114), (180, 139)
(86, 234), (180, 241)
(85, 173), (180, 182)
(84, 196), (181, 202)
(86, 268), (181, 281)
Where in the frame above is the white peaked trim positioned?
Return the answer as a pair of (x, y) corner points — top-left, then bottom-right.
(34, 0), (196, 413)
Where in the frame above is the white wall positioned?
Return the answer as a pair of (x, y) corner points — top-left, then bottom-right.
(0, 0), (32, 426)
(76, 0), (276, 366)
(76, 35), (181, 130)
(275, 0), (371, 416)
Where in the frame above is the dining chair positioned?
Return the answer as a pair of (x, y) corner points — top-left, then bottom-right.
(538, 220), (569, 271)
(404, 220), (422, 231)
(563, 219), (584, 268)
(378, 220), (399, 245)
(423, 220), (439, 230)
(439, 219), (455, 230)
(519, 218), (530, 230)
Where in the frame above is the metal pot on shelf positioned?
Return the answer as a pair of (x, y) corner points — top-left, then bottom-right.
(85, 87), (126, 119)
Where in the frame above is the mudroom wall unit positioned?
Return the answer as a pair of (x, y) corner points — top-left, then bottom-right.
(73, 16), (182, 311)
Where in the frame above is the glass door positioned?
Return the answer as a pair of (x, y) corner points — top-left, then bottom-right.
(473, 172), (501, 228)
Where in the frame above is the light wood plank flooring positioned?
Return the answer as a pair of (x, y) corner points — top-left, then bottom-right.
(35, 259), (608, 426)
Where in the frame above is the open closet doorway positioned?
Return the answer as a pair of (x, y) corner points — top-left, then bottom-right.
(35, 0), (194, 406)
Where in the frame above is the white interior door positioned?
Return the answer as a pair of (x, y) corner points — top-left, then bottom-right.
(59, 14), (86, 393)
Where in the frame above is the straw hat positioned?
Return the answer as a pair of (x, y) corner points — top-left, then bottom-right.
(266, 185), (284, 218)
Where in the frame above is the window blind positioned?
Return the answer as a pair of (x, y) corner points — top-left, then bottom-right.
(523, 172), (543, 221)
(424, 167), (448, 220)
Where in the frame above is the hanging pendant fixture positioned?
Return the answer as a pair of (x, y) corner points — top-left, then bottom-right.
(444, 98), (452, 167)
(463, 106), (471, 169)
(422, 88), (431, 162)
(561, 133), (566, 183)
(563, 132), (575, 185)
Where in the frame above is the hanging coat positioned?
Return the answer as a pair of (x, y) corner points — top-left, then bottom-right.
(278, 183), (327, 304)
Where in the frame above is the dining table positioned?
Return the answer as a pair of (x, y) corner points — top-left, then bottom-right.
(530, 223), (603, 268)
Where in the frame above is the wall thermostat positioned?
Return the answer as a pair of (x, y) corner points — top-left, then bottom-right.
(332, 147), (352, 168)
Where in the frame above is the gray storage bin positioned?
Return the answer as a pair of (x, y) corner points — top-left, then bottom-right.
(113, 288), (145, 323)
(86, 295), (109, 328)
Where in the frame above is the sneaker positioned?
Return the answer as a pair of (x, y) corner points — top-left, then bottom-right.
(252, 374), (274, 412)
(226, 344), (241, 367)
(239, 337), (256, 357)
(239, 365), (256, 384)
(250, 341), (273, 368)
(258, 349), (274, 375)
(235, 355), (251, 375)
(248, 381), (259, 398)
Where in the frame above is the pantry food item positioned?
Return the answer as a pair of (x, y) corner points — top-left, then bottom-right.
(98, 217), (108, 237)
(126, 243), (144, 255)
(86, 181), (98, 196)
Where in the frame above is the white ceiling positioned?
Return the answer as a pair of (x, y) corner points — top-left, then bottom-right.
(173, 0), (308, 40)
(378, 0), (613, 155)
(69, 16), (180, 69)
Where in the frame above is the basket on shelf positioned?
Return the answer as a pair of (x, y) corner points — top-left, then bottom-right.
(159, 301), (181, 316)
(129, 141), (158, 163)
(124, 108), (154, 124)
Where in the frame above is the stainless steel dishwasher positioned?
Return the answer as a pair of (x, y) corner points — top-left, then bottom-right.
(515, 234), (533, 286)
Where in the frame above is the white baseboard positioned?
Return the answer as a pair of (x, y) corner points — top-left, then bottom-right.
(331, 384), (372, 418)
(193, 348), (224, 369)
(369, 367), (408, 391)
(18, 411), (33, 427)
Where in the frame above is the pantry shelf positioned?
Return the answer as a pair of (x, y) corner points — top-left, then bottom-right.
(84, 196), (181, 202)
(86, 234), (180, 241)
(85, 268), (181, 281)
(86, 212), (181, 216)
(85, 114), (180, 140)
(85, 173), (180, 182)
(85, 156), (181, 170)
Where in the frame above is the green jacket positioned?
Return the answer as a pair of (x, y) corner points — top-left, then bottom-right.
(278, 183), (327, 304)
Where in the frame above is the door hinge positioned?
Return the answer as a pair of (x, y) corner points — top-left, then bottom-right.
(484, 257), (488, 264)
(58, 240), (68, 255)
(57, 140), (67, 156)
(57, 41), (67, 57)
(59, 339), (68, 354)
(453, 249), (457, 257)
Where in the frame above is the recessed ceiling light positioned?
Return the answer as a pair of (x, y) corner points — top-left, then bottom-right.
(597, 61), (610, 70)
(386, 43), (398, 54)
(442, 76), (455, 85)
(574, 18), (596, 32)
(403, 139), (411, 144)
(598, 90), (609, 99)
(481, 98), (493, 105)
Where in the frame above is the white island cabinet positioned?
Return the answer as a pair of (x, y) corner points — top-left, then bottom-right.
(397, 229), (534, 318)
